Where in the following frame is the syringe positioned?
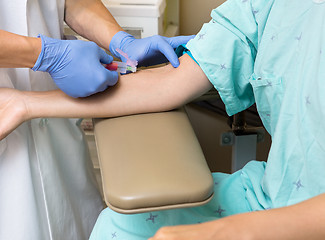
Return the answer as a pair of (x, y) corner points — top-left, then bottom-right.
(105, 61), (137, 74)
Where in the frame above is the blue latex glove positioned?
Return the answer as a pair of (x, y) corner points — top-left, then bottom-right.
(109, 31), (195, 68)
(32, 34), (118, 98)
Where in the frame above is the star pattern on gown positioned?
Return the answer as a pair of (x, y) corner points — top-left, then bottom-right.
(146, 213), (158, 223)
(214, 206), (226, 217)
(293, 179), (304, 190)
(266, 80), (273, 86)
(198, 33), (206, 40)
(252, 9), (259, 15)
(295, 33), (302, 41)
(111, 232), (117, 238)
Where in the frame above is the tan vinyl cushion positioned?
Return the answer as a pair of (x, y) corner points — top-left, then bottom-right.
(93, 108), (214, 214)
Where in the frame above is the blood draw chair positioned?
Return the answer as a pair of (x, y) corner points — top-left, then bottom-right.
(93, 108), (214, 214)
(93, 105), (263, 214)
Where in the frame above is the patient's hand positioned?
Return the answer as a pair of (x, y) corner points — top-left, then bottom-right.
(0, 88), (29, 140)
(148, 213), (256, 240)
(148, 221), (219, 240)
(148, 219), (244, 240)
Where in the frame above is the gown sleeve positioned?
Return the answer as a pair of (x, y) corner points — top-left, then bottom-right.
(185, 0), (273, 116)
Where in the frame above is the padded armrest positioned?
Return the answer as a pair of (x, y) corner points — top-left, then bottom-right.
(93, 108), (214, 214)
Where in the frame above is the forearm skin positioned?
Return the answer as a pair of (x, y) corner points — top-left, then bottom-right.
(0, 30), (41, 68)
(25, 55), (212, 120)
(150, 193), (325, 240)
(217, 193), (325, 240)
(249, 193), (325, 240)
(64, 0), (123, 49)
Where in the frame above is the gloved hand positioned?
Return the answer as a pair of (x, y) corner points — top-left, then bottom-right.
(32, 34), (118, 98)
(109, 31), (195, 68)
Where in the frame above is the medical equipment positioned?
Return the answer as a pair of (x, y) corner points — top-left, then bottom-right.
(64, 0), (180, 40)
(93, 96), (267, 214)
(32, 34), (118, 98)
(220, 111), (265, 172)
(102, 0), (179, 38)
(105, 61), (137, 74)
(94, 108), (214, 214)
(105, 48), (138, 73)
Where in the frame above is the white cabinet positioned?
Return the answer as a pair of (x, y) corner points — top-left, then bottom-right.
(102, 0), (180, 38)
(64, 0), (180, 39)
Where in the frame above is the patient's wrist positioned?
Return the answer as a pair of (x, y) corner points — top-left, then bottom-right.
(22, 90), (72, 119)
(22, 91), (48, 120)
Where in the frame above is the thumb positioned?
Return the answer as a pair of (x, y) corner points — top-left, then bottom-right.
(95, 69), (118, 94)
(104, 69), (119, 86)
(99, 49), (114, 64)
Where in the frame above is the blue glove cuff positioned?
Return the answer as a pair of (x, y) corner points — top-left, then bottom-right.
(31, 34), (59, 73)
(31, 34), (46, 71)
(109, 31), (134, 59)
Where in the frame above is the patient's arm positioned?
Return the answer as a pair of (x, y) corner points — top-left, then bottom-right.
(150, 193), (325, 240)
(0, 55), (212, 139)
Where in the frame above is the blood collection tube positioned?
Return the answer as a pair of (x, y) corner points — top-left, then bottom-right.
(105, 61), (137, 74)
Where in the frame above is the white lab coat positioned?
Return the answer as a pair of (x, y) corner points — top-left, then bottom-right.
(0, 0), (104, 239)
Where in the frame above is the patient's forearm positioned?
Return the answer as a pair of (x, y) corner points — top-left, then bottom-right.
(25, 55), (212, 119)
(25, 70), (171, 119)
(239, 193), (325, 240)
(0, 55), (211, 140)
(150, 193), (325, 240)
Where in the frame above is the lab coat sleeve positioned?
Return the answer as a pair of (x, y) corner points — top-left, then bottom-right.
(186, 0), (273, 116)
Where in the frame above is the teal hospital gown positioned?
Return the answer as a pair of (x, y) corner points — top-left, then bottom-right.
(90, 0), (325, 239)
